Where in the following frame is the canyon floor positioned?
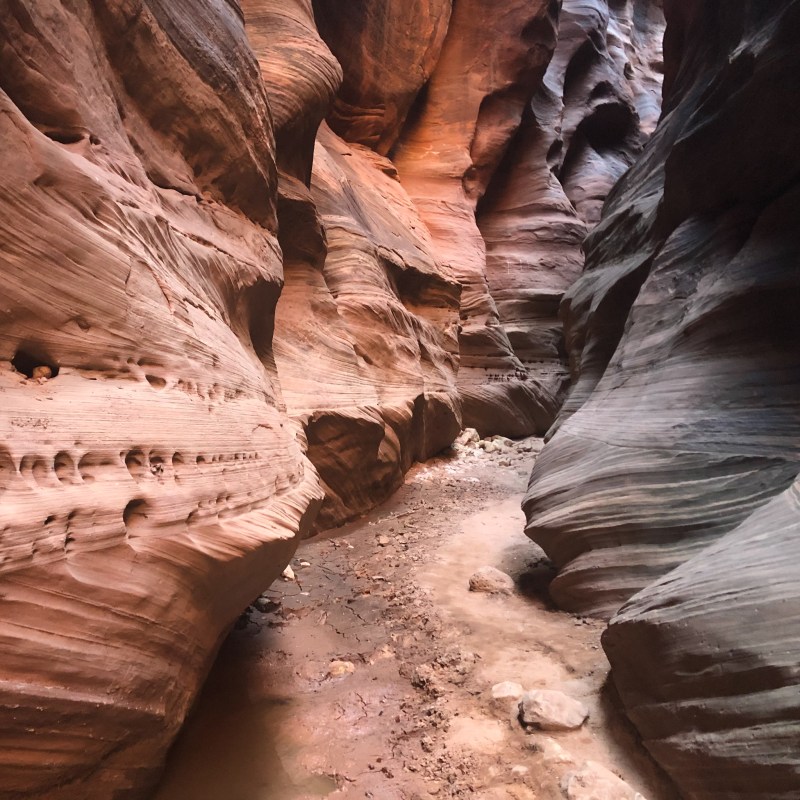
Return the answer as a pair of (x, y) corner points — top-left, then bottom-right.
(152, 439), (679, 800)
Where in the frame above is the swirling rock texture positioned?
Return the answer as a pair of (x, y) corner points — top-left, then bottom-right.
(242, 1), (462, 529)
(311, 0), (452, 156)
(524, 0), (800, 615)
(0, 0), (466, 792)
(475, 0), (665, 436)
(524, 0), (800, 796)
(0, 2), (328, 797)
(604, 476), (800, 799)
(275, 124), (462, 529)
(389, 0), (563, 438)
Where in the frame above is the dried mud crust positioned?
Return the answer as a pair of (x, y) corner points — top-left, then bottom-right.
(153, 438), (679, 800)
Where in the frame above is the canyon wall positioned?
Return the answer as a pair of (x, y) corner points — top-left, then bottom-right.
(0, 0), (461, 796)
(524, 0), (800, 796)
(475, 0), (665, 436)
(14, 0), (790, 797)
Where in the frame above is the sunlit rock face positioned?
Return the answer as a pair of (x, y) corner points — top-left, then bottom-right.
(308, 0), (664, 441)
(0, 0), (463, 795)
(0, 2), (325, 797)
(243, 1), (462, 529)
(524, 1), (800, 793)
(274, 124), (462, 529)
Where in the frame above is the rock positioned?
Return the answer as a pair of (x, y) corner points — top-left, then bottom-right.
(254, 597), (279, 613)
(519, 690), (589, 731)
(456, 427), (481, 446)
(411, 664), (445, 698)
(391, 0), (567, 440)
(377, 535), (391, 547)
(490, 681), (525, 714)
(312, 0), (452, 155)
(604, 476), (800, 800)
(326, 660), (356, 678)
(523, 0), (800, 620)
(0, 2), (324, 796)
(282, 565), (297, 582)
(521, 1), (800, 797)
(469, 567), (515, 595)
(530, 736), (576, 765)
(277, 123), (462, 530)
(560, 761), (645, 800)
(31, 365), (53, 381)
(491, 681), (525, 700)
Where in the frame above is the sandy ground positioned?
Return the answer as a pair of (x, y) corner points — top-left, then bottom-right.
(152, 438), (679, 800)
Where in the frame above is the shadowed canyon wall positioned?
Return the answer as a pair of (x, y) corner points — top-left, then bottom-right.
(524, 0), (800, 796)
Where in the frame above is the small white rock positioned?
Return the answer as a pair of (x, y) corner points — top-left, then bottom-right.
(530, 736), (576, 765)
(456, 427), (480, 446)
(281, 565), (296, 581)
(519, 689), (589, 731)
(561, 761), (647, 800)
(469, 566), (515, 595)
(326, 660), (355, 678)
(491, 681), (525, 702)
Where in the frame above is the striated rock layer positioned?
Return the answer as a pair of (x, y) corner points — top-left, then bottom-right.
(312, 0), (453, 156)
(475, 0), (664, 436)
(275, 124), (462, 529)
(524, 0), (800, 617)
(525, 1), (800, 797)
(604, 476), (800, 799)
(0, 0), (462, 796)
(311, 0), (664, 441)
(242, 1), (462, 528)
(0, 2), (325, 797)
(389, 0), (562, 437)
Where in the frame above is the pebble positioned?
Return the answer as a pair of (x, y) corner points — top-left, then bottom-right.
(281, 565), (296, 581)
(455, 428), (480, 446)
(529, 736), (576, 765)
(561, 761), (647, 800)
(518, 690), (589, 731)
(326, 660), (355, 678)
(490, 681), (525, 709)
(468, 566), (515, 595)
(254, 597), (279, 613)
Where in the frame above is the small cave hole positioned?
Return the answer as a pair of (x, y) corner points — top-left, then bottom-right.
(0, 449), (16, 493)
(123, 499), (149, 532)
(145, 374), (167, 390)
(125, 449), (147, 480)
(44, 129), (85, 145)
(54, 451), (76, 484)
(12, 350), (59, 380)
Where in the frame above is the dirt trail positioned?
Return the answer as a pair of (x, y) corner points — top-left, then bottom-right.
(152, 439), (678, 800)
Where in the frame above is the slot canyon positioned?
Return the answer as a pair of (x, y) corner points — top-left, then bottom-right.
(0, 1), (798, 799)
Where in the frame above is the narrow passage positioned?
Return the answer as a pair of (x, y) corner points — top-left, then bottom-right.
(153, 436), (678, 800)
